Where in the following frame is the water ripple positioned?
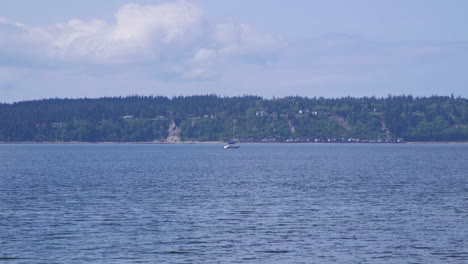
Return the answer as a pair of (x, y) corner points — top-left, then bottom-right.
(0, 143), (467, 263)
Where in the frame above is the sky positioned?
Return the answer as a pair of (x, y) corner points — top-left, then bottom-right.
(1, 0), (467, 102)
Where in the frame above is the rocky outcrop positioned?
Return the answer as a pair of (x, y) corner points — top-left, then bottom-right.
(288, 120), (296, 134)
(166, 121), (181, 143)
(330, 115), (352, 131)
(380, 121), (391, 139)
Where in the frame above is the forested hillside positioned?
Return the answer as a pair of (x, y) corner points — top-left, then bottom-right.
(0, 95), (467, 142)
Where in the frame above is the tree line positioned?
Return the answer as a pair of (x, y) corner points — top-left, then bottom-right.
(0, 95), (467, 142)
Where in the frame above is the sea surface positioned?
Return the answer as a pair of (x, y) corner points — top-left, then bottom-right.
(0, 143), (467, 264)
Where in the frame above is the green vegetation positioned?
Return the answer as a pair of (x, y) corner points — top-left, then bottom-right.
(0, 95), (467, 142)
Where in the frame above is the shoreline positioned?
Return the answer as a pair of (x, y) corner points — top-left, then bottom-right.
(0, 141), (467, 145)
(0, 141), (223, 145)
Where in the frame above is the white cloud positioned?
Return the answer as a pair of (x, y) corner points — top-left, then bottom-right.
(213, 22), (287, 56)
(0, 17), (49, 60)
(192, 48), (215, 62)
(113, 2), (202, 44)
(1, 2), (466, 102)
(170, 48), (217, 79)
(0, 0), (285, 73)
(39, 0), (204, 63)
(174, 22), (287, 79)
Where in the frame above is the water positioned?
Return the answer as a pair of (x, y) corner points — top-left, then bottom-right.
(0, 143), (467, 263)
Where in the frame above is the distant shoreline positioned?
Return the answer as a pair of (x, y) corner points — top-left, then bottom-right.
(0, 141), (467, 145)
(0, 141), (222, 145)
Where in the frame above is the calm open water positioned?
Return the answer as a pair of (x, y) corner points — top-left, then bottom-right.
(0, 143), (467, 264)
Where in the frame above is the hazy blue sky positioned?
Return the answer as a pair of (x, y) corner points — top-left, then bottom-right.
(1, 0), (467, 102)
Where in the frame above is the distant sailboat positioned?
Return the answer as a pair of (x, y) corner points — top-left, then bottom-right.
(224, 119), (240, 149)
(224, 141), (240, 149)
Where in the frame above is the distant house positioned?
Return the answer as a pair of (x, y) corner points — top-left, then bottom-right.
(122, 115), (134, 119)
(256, 111), (267, 116)
(51, 122), (65, 128)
